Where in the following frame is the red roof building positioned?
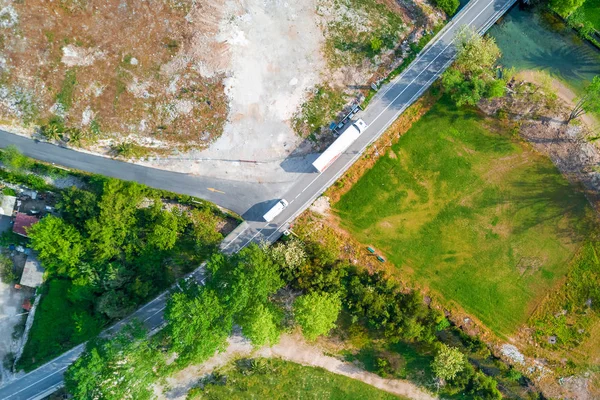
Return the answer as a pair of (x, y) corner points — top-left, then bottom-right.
(13, 212), (40, 237)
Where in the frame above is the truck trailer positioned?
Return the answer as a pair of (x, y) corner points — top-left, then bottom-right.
(312, 119), (367, 173)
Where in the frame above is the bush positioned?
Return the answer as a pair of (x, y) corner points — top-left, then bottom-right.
(0, 145), (33, 171)
(434, 0), (460, 16)
(0, 254), (17, 284)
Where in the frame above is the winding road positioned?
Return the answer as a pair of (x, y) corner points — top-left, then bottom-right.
(0, 0), (517, 397)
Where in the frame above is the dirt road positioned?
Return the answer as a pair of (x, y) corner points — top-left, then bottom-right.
(159, 333), (437, 400)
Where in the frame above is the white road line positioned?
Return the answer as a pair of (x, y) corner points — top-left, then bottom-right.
(374, 0), (480, 100)
(241, 0), (502, 248)
(4, 364), (71, 399)
(143, 306), (166, 323)
(224, 0), (507, 254)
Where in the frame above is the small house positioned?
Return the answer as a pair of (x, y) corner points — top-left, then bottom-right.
(20, 254), (44, 288)
(13, 212), (40, 237)
(0, 194), (16, 217)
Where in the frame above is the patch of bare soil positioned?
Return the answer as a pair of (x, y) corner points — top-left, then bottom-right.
(156, 333), (437, 400)
(0, 0), (228, 151)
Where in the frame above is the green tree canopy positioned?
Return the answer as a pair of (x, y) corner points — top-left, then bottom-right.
(28, 215), (86, 276)
(208, 244), (284, 314)
(65, 322), (164, 400)
(550, 0), (586, 17)
(293, 291), (341, 341)
(432, 343), (466, 381)
(0, 145), (32, 171)
(442, 27), (504, 106)
(434, 0), (460, 16)
(238, 302), (283, 347)
(165, 283), (232, 364)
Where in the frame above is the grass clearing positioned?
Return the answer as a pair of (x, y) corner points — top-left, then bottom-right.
(334, 97), (594, 336)
(187, 358), (404, 399)
(56, 69), (77, 111)
(529, 241), (600, 370)
(580, 0), (600, 31)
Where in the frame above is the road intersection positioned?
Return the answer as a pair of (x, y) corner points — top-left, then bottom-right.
(0, 0), (517, 397)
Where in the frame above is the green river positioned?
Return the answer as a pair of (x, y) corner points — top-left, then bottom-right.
(488, 5), (600, 92)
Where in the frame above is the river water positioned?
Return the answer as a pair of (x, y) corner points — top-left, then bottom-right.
(488, 5), (600, 92)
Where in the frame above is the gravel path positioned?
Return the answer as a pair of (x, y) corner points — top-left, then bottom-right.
(159, 333), (437, 400)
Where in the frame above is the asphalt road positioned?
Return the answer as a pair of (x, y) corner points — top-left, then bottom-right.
(219, 0), (518, 253)
(0, 132), (280, 216)
(0, 0), (516, 398)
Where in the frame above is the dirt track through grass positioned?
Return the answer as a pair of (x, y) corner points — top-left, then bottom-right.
(334, 97), (595, 336)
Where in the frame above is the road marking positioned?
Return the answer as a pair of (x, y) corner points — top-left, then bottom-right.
(3, 364), (71, 399)
(143, 306), (166, 323)
(238, 0), (503, 249)
(207, 187), (225, 194)
(223, 0), (508, 253)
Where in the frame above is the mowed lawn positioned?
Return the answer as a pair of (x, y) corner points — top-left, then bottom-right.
(335, 98), (594, 336)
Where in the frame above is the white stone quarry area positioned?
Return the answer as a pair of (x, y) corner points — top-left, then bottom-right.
(143, 0), (326, 183)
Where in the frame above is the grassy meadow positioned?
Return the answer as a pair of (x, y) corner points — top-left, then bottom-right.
(334, 97), (595, 336)
(187, 358), (403, 399)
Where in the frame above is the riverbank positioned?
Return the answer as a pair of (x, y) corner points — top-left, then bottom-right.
(516, 70), (599, 130)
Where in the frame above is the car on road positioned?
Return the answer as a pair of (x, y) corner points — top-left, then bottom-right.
(263, 199), (289, 222)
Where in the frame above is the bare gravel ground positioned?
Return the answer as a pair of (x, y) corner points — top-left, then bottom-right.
(144, 0), (326, 183)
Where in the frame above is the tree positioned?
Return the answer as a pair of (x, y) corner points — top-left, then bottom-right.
(468, 371), (503, 399)
(293, 291), (341, 341)
(165, 283), (232, 364)
(28, 215), (85, 276)
(238, 302), (282, 347)
(65, 322), (164, 400)
(432, 344), (466, 381)
(146, 209), (181, 251)
(85, 179), (145, 261)
(435, 0), (460, 16)
(454, 28), (501, 75)
(0, 145), (32, 171)
(208, 245), (284, 314)
(0, 254), (16, 283)
(57, 186), (99, 228)
(569, 76), (600, 123)
(190, 207), (223, 246)
(269, 239), (307, 282)
(442, 27), (504, 106)
(550, 0), (585, 17)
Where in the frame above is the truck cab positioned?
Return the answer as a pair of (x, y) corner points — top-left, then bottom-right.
(263, 199), (289, 222)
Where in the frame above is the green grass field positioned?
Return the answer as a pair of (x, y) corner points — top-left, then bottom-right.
(188, 358), (403, 399)
(335, 97), (594, 336)
(581, 0), (600, 31)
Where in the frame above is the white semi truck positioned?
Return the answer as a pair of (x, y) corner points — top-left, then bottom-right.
(312, 119), (367, 173)
(263, 199), (289, 222)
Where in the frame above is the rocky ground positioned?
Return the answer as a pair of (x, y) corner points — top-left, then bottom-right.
(0, 0), (442, 184)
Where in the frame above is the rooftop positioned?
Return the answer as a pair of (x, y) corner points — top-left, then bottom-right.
(13, 212), (40, 237)
(20, 254), (44, 288)
(0, 195), (16, 217)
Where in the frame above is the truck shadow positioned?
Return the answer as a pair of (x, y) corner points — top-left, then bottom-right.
(279, 152), (319, 173)
(242, 199), (280, 222)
